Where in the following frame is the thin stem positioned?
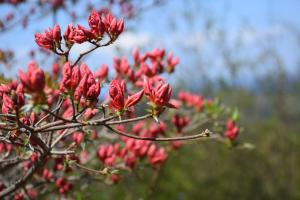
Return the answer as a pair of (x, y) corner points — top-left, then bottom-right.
(105, 114), (152, 125)
(50, 129), (69, 148)
(105, 125), (213, 141)
(74, 163), (110, 175)
(72, 40), (113, 67)
(42, 108), (74, 123)
(50, 150), (75, 155)
(34, 97), (64, 127)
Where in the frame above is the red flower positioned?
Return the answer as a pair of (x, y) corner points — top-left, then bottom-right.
(53, 24), (62, 42)
(34, 24), (61, 50)
(86, 82), (101, 100)
(35, 33), (53, 50)
(143, 78), (176, 108)
(109, 79), (126, 111)
(18, 62), (45, 92)
(42, 169), (53, 182)
(71, 25), (93, 44)
(172, 114), (189, 133)
(103, 12), (124, 38)
(113, 57), (130, 76)
(14, 83), (25, 107)
(2, 93), (14, 114)
(83, 108), (97, 119)
(124, 90), (144, 108)
(60, 62), (81, 92)
(224, 119), (239, 140)
(60, 63), (100, 102)
(64, 24), (75, 45)
(109, 79), (143, 111)
(178, 91), (203, 111)
(88, 10), (105, 37)
(94, 64), (109, 80)
(72, 132), (84, 145)
(148, 147), (168, 166)
(166, 51), (180, 73)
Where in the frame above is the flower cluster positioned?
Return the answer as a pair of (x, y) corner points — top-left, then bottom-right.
(109, 79), (143, 113)
(0, 80), (24, 114)
(35, 10), (123, 51)
(97, 132), (168, 170)
(178, 91), (204, 111)
(55, 177), (72, 194)
(113, 48), (180, 86)
(172, 113), (190, 133)
(18, 61), (45, 93)
(60, 62), (101, 104)
(143, 78), (176, 113)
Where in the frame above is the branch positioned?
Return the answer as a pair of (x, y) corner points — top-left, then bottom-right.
(72, 40), (114, 67)
(0, 150), (50, 198)
(105, 114), (152, 125)
(34, 97), (64, 127)
(105, 125), (213, 141)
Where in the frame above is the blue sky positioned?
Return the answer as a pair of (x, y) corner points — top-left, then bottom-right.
(0, 0), (299, 87)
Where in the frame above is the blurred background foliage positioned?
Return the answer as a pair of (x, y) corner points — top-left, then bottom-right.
(1, 0), (300, 199)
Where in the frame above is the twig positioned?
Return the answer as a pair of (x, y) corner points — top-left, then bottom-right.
(72, 40), (114, 67)
(105, 125), (212, 141)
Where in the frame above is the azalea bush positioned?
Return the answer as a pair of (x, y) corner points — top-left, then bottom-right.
(0, 8), (250, 200)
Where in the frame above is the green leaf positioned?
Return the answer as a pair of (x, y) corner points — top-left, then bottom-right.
(232, 108), (240, 121)
(110, 169), (120, 174)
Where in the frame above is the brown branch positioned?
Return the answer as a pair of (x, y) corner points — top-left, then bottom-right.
(34, 97), (64, 127)
(42, 108), (74, 123)
(105, 125), (212, 141)
(50, 129), (70, 148)
(37, 113), (151, 133)
(105, 114), (152, 125)
(72, 40), (114, 67)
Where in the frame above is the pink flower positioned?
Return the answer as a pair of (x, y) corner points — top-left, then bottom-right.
(113, 57), (130, 76)
(53, 24), (62, 42)
(178, 91), (203, 111)
(143, 78), (176, 108)
(72, 132), (84, 145)
(94, 64), (109, 80)
(83, 108), (97, 119)
(124, 153), (136, 168)
(109, 79), (143, 111)
(71, 25), (92, 44)
(18, 62), (45, 92)
(2, 94), (14, 113)
(64, 24), (75, 45)
(35, 33), (54, 50)
(109, 79), (126, 111)
(166, 51), (179, 73)
(124, 90), (144, 108)
(103, 12), (124, 38)
(86, 82), (101, 100)
(172, 114), (189, 133)
(34, 24), (61, 50)
(132, 48), (140, 63)
(148, 147), (168, 166)
(224, 119), (239, 140)
(88, 10), (105, 37)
